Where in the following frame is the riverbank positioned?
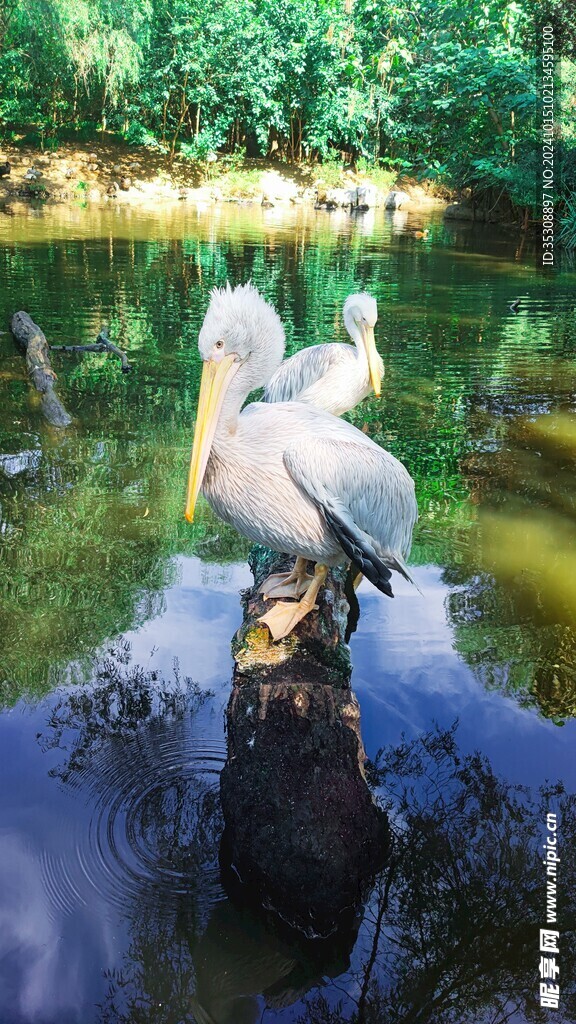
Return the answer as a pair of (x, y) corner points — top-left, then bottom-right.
(0, 139), (447, 212)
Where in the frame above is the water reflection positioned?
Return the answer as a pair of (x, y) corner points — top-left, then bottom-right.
(16, 637), (576, 1024)
(451, 396), (576, 719)
(297, 725), (576, 1024)
(1, 205), (575, 708)
(1, 205), (576, 1022)
(35, 643), (223, 913)
(0, 624), (574, 1024)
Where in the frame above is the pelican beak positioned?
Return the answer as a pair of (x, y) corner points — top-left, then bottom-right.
(185, 353), (239, 522)
(363, 324), (382, 397)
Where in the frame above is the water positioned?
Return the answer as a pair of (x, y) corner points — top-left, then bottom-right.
(0, 202), (575, 1024)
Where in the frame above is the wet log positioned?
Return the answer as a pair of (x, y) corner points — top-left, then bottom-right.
(220, 546), (389, 938)
(51, 325), (132, 373)
(10, 311), (72, 427)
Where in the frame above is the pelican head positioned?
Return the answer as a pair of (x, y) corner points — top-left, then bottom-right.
(186, 283), (285, 522)
(343, 292), (382, 396)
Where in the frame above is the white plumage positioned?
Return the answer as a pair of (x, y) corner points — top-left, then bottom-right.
(185, 283), (418, 640)
(263, 292), (383, 415)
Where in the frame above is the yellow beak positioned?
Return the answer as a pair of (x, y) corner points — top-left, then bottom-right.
(363, 325), (382, 397)
(185, 353), (239, 523)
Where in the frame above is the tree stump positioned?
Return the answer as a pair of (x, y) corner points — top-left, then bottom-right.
(220, 546), (389, 937)
(10, 311), (72, 427)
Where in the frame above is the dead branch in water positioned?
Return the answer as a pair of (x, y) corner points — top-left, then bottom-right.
(10, 310), (72, 427)
(51, 326), (132, 373)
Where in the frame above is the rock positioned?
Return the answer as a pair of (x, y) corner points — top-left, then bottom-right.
(444, 202), (475, 221)
(384, 189), (411, 210)
(0, 451), (41, 478)
(112, 164), (122, 173)
(315, 187), (349, 210)
(0, 161), (10, 178)
(87, 163), (99, 172)
(128, 162), (141, 171)
(327, 187), (350, 208)
(356, 184), (376, 208)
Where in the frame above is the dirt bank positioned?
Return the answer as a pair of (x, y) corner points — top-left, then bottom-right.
(0, 139), (447, 212)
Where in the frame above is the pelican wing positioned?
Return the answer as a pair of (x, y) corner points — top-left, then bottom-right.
(284, 436), (418, 596)
(263, 344), (351, 404)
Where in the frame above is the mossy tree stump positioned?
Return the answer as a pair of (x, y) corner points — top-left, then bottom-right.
(220, 546), (389, 937)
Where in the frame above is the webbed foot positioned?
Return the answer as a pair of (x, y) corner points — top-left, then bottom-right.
(259, 564), (328, 641)
(258, 556), (313, 600)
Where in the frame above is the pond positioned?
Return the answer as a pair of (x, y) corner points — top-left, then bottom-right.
(0, 201), (575, 1024)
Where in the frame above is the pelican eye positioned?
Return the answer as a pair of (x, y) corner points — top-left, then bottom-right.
(215, 339), (224, 350)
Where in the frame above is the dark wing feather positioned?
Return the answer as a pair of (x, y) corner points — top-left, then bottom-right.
(321, 503), (394, 597)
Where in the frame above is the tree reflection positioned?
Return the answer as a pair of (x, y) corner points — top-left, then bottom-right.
(39, 664), (574, 1024)
(38, 639), (210, 782)
(449, 404), (576, 721)
(298, 725), (576, 1023)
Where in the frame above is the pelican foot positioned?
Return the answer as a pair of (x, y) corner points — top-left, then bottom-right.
(258, 556), (313, 600)
(259, 564), (328, 641)
(259, 570), (313, 600)
(258, 599), (318, 641)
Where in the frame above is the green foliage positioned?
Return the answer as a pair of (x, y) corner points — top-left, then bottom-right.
(560, 195), (576, 249)
(179, 127), (224, 162)
(124, 120), (162, 148)
(24, 180), (49, 198)
(1, 0), (574, 206)
(468, 144), (540, 208)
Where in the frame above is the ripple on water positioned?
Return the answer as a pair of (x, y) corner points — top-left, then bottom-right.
(40, 716), (226, 922)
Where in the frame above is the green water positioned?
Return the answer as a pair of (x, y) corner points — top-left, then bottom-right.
(1, 203), (574, 715)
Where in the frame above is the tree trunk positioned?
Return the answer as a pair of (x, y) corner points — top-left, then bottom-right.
(220, 546), (389, 938)
(10, 311), (72, 427)
(169, 71), (190, 167)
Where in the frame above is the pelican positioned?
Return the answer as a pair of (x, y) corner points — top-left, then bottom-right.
(185, 283), (418, 642)
(263, 292), (383, 416)
(263, 292), (382, 597)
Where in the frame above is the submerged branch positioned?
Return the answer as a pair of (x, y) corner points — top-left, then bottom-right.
(51, 326), (132, 373)
(10, 310), (72, 427)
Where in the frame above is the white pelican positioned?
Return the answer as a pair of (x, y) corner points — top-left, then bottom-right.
(263, 292), (382, 597)
(263, 292), (383, 416)
(185, 283), (417, 642)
